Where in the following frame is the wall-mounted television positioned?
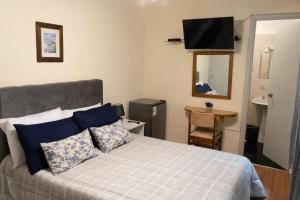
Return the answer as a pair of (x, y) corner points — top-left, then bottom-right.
(183, 17), (234, 49)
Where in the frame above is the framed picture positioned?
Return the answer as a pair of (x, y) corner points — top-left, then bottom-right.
(36, 22), (63, 62)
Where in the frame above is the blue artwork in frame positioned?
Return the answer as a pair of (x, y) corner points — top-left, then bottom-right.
(36, 22), (63, 62)
(43, 33), (57, 53)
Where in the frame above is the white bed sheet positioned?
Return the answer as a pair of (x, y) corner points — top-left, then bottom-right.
(0, 134), (265, 200)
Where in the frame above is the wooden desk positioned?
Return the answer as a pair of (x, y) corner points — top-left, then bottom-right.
(185, 106), (237, 149)
(184, 106), (237, 117)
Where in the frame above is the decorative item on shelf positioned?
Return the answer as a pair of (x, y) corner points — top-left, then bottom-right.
(205, 102), (213, 112)
(112, 103), (125, 119)
(234, 35), (242, 41)
(165, 38), (183, 44)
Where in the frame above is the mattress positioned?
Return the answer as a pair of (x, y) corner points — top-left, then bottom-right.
(0, 134), (265, 200)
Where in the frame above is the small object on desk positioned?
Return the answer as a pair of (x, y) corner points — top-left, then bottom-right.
(128, 120), (140, 124)
(205, 102), (213, 112)
(122, 119), (145, 136)
(205, 102), (213, 108)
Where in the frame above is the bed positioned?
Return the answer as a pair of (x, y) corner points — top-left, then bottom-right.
(0, 80), (265, 200)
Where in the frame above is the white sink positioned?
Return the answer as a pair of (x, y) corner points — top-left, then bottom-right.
(252, 96), (268, 106)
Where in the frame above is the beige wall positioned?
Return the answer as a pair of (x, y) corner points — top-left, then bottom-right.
(142, 0), (300, 153)
(0, 0), (145, 114)
(247, 34), (274, 128)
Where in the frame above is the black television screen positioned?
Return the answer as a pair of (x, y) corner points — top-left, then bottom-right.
(183, 17), (234, 49)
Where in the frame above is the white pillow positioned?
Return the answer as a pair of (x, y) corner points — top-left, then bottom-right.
(60, 103), (102, 119)
(0, 108), (63, 169)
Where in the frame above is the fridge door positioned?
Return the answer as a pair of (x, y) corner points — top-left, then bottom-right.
(151, 102), (166, 140)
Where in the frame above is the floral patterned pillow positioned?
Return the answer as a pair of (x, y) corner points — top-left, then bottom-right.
(41, 129), (97, 175)
(90, 120), (132, 153)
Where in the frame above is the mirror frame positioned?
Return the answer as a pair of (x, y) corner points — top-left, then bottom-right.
(192, 51), (234, 100)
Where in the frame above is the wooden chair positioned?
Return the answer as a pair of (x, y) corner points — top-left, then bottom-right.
(188, 112), (222, 150)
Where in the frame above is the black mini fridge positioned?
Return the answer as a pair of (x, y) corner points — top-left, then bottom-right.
(129, 99), (166, 140)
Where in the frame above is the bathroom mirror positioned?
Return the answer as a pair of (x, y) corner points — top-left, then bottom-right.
(192, 51), (233, 99)
(259, 52), (271, 79)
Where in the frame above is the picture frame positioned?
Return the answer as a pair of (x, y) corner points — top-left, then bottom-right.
(35, 22), (63, 62)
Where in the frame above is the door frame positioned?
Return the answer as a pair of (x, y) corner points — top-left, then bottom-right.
(239, 12), (300, 155)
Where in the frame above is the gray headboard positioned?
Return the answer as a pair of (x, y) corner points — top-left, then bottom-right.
(0, 79), (103, 162)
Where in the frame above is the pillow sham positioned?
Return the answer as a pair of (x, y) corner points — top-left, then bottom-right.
(14, 117), (81, 175)
(60, 103), (102, 119)
(0, 108), (62, 169)
(41, 129), (97, 175)
(90, 120), (132, 153)
(73, 103), (119, 131)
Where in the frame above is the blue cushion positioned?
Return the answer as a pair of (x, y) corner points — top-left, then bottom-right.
(73, 103), (119, 131)
(14, 118), (81, 175)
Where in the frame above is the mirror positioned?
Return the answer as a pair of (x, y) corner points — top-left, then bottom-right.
(259, 45), (274, 79)
(192, 51), (233, 99)
(259, 52), (271, 79)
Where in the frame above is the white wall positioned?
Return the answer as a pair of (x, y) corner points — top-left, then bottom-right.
(0, 0), (145, 114)
(142, 0), (300, 153)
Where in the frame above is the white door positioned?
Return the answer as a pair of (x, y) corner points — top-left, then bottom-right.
(208, 55), (229, 96)
(263, 20), (300, 169)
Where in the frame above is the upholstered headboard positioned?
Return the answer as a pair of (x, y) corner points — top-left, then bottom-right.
(0, 79), (103, 162)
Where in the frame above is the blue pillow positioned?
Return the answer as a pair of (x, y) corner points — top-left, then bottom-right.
(195, 83), (212, 93)
(14, 118), (81, 175)
(73, 103), (119, 131)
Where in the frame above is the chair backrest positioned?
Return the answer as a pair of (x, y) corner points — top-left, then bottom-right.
(190, 112), (215, 129)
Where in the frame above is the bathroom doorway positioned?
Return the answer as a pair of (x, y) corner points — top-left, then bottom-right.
(241, 14), (300, 170)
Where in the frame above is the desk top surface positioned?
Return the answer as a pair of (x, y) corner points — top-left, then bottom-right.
(184, 106), (237, 117)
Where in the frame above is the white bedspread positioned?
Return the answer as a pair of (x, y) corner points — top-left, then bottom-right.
(0, 134), (265, 200)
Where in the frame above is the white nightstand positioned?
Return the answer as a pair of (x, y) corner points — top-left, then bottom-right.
(122, 119), (145, 136)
